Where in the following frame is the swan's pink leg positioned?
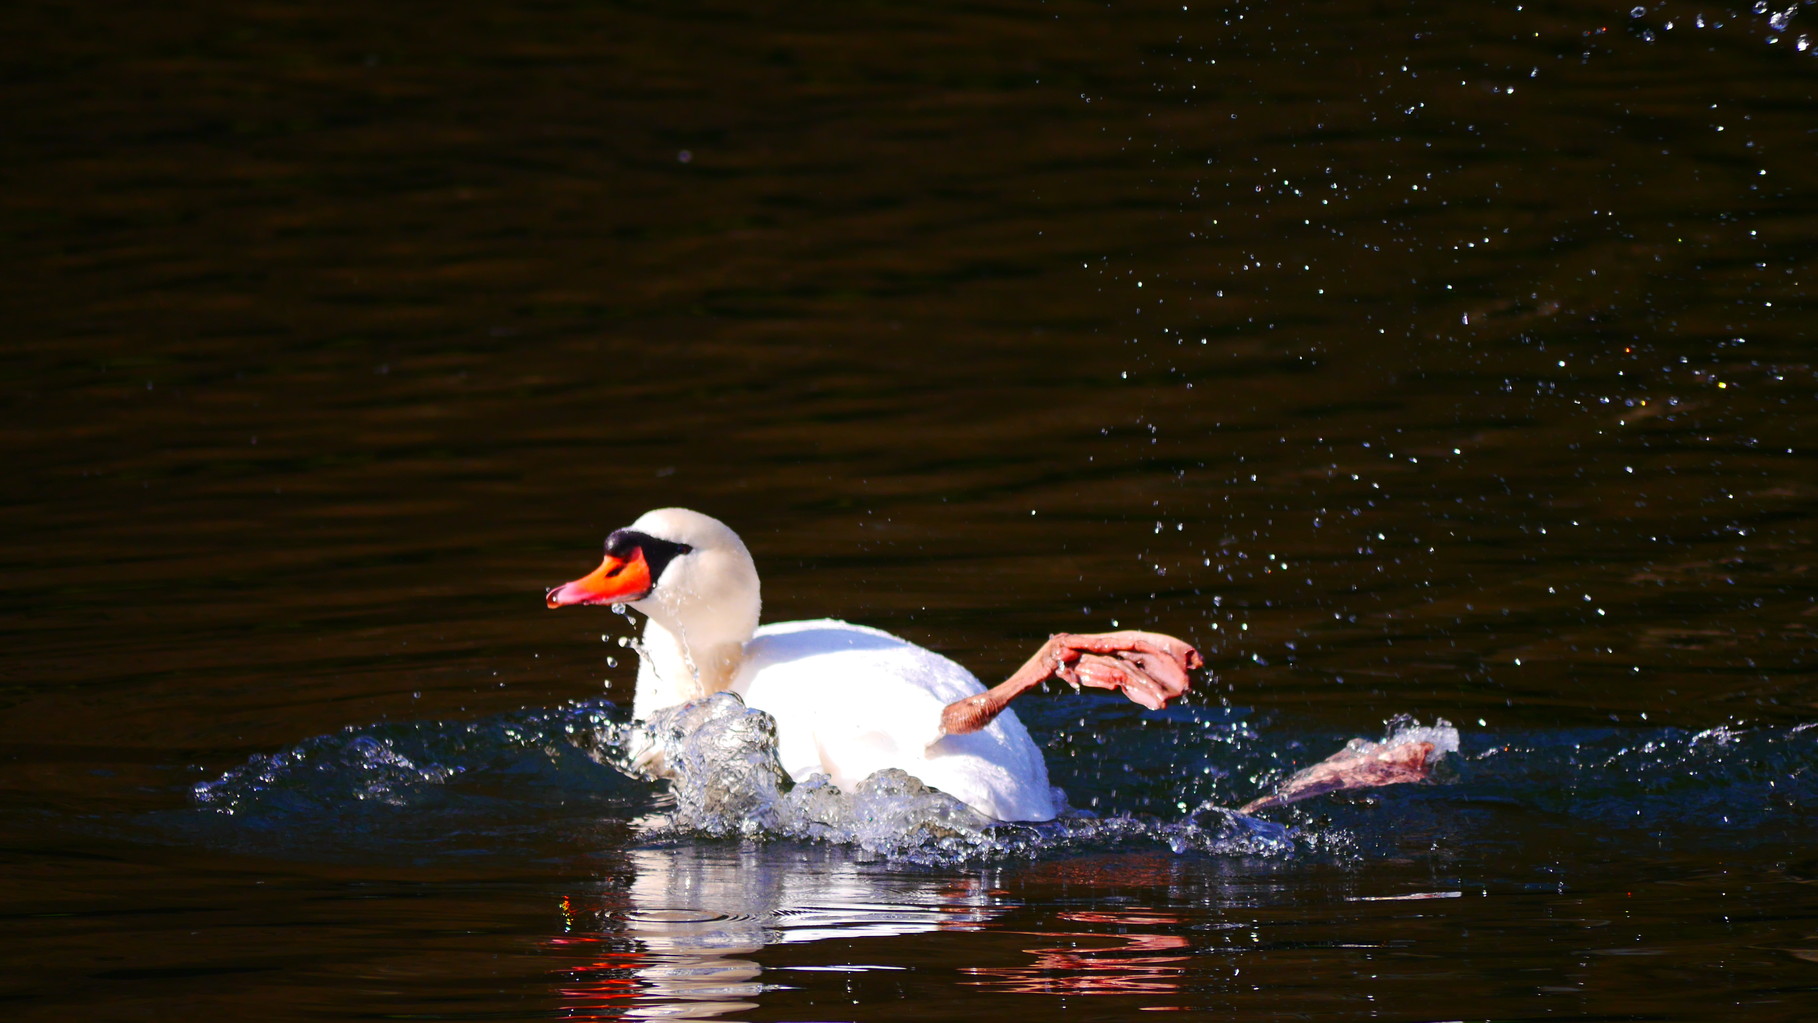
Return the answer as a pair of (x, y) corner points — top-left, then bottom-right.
(1237, 738), (1437, 813)
(940, 631), (1202, 736)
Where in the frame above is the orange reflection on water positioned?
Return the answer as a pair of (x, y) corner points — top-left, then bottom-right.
(962, 909), (1194, 997)
(547, 933), (643, 1018)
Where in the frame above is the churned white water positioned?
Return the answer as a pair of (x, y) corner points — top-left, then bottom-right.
(566, 692), (1401, 862)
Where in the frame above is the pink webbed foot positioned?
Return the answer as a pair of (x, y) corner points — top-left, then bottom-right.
(1238, 736), (1439, 814)
(941, 630), (1203, 737)
(1048, 630), (1202, 711)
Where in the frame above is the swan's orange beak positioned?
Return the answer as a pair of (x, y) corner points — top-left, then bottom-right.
(545, 549), (653, 608)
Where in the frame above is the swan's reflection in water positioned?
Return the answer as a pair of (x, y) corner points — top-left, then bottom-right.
(557, 905), (762, 1020)
(551, 843), (1006, 1020)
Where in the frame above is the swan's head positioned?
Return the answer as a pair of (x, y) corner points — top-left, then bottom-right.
(545, 508), (761, 642)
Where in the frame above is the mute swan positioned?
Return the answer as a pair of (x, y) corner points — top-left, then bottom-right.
(545, 508), (1201, 822)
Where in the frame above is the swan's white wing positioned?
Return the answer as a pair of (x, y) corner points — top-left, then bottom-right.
(733, 620), (1056, 821)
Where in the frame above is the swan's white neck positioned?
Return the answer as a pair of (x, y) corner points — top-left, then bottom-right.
(630, 614), (750, 719)
(629, 537), (763, 719)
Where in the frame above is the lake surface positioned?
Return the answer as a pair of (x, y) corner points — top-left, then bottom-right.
(4, 0), (1816, 1019)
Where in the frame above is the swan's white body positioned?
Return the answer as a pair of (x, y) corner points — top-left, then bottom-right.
(556, 509), (1057, 822)
(734, 619), (1055, 822)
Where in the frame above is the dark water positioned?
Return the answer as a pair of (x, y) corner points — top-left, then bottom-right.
(5, 0), (1816, 1018)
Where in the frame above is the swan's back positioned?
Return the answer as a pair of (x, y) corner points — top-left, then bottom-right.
(731, 619), (1057, 822)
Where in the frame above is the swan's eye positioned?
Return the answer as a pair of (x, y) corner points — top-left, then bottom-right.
(641, 539), (693, 582)
(603, 529), (693, 584)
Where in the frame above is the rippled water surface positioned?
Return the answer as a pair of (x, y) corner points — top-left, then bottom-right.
(4, 0), (1816, 1019)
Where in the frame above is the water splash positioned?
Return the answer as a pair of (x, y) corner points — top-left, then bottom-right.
(185, 702), (649, 862)
(576, 693), (1300, 863)
(193, 703), (627, 817)
(190, 694), (1313, 864)
(194, 731), (462, 813)
(1464, 720), (1818, 839)
(189, 695), (1812, 866)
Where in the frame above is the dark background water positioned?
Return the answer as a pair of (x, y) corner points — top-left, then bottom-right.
(4, 1), (1816, 1019)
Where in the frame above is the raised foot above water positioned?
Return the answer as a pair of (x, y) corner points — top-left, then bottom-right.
(940, 630), (1203, 736)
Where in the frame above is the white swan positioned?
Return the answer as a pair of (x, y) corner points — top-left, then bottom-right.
(546, 508), (1201, 822)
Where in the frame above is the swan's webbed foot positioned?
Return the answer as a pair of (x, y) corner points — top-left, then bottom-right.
(1046, 630), (1201, 710)
(1237, 735), (1438, 814)
(940, 630), (1202, 737)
